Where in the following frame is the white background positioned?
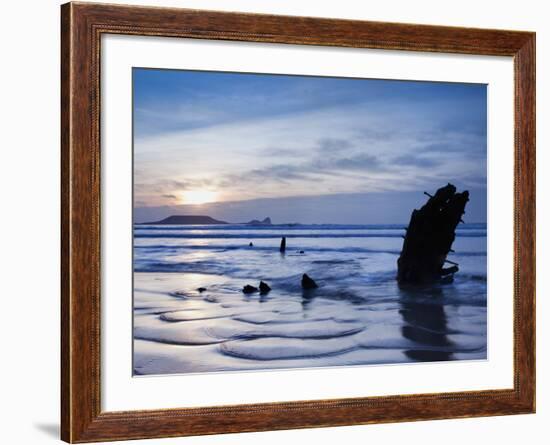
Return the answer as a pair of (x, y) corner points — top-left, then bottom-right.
(0, 0), (546, 444)
(102, 35), (514, 411)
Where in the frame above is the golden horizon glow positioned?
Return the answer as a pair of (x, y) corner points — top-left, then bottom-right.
(180, 190), (218, 205)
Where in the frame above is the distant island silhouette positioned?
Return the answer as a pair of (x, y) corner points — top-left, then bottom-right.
(141, 215), (228, 225)
(245, 217), (272, 226)
(140, 215), (273, 225)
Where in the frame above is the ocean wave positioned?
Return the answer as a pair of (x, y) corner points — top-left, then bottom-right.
(133, 243), (486, 257)
(134, 261), (244, 275)
(135, 223), (487, 231)
(134, 232), (486, 239)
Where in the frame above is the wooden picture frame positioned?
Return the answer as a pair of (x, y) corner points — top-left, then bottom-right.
(61, 2), (535, 442)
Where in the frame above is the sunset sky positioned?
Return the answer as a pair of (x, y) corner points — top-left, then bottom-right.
(133, 68), (487, 224)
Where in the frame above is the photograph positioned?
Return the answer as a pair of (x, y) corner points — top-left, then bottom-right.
(132, 68), (488, 376)
(53, 2), (537, 441)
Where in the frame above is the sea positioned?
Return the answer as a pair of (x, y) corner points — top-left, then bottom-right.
(133, 223), (487, 375)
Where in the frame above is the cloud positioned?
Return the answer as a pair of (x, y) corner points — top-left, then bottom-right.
(133, 75), (487, 209)
(215, 151), (387, 194)
(218, 164), (311, 187)
(329, 153), (383, 171)
(133, 188), (488, 224)
(392, 154), (442, 168)
(132, 70), (374, 138)
(356, 127), (401, 143)
(316, 138), (354, 154)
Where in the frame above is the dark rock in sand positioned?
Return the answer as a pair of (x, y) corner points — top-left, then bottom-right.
(259, 281), (271, 294)
(301, 273), (318, 289)
(242, 284), (258, 294)
(197, 287), (207, 293)
(279, 236), (286, 253)
(397, 183), (469, 285)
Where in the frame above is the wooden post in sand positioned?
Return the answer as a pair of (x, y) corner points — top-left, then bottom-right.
(279, 236), (286, 253)
(397, 183), (469, 285)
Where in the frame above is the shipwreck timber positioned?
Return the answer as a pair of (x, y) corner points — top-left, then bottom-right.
(397, 183), (469, 285)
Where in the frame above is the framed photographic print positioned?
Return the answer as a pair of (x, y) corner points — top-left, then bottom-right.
(61, 2), (535, 442)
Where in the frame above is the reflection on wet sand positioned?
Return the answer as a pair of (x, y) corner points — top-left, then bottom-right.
(399, 286), (453, 362)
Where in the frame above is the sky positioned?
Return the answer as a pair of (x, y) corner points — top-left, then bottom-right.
(133, 68), (487, 224)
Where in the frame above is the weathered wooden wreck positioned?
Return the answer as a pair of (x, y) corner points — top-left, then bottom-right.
(397, 183), (469, 285)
